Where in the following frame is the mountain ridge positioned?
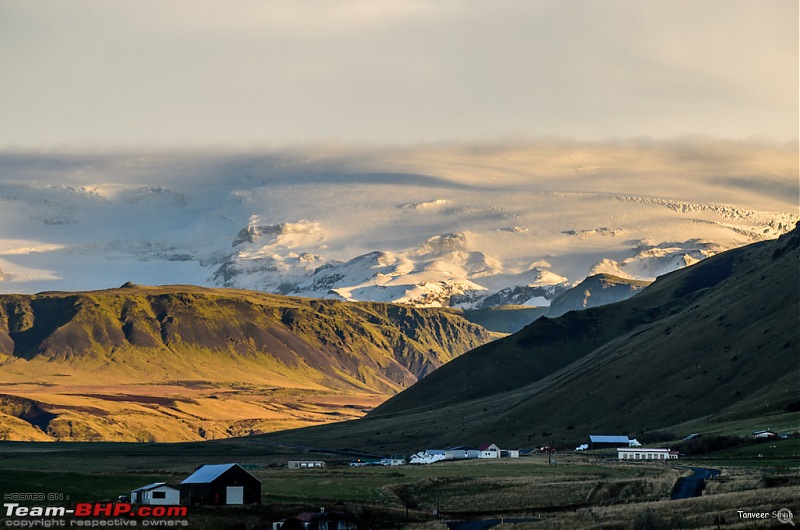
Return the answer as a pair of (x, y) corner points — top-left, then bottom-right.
(263, 224), (800, 451)
(0, 285), (495, 441)
(546, 273), (651, 317)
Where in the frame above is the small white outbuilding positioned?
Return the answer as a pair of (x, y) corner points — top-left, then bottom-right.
(131, 483), (181, 505)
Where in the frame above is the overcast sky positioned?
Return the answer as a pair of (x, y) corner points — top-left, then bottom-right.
(1, 0), (797, 149)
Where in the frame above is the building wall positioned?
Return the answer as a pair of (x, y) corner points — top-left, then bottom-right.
(288, 461), (326, 469)
(445, 450), (478, 460)
(617, 449), (677, 460)
(142, 487), (181, 505)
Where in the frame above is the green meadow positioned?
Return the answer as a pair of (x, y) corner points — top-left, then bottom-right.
(1, 439), (798, 529)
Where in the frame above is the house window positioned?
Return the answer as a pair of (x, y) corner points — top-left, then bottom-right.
(152, 492), (166, 499)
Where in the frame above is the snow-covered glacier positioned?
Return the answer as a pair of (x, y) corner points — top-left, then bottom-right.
(0, 142), (796, 308)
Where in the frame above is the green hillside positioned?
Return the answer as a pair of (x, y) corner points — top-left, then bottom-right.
(0, 286), (495, 441)
(265, 224), (800, 451)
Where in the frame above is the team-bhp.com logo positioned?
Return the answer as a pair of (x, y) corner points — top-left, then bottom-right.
(4, 502), (188, 527)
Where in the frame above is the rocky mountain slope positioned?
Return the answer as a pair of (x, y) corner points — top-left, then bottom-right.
(546, 274), (651, 318)
(0, 285), (494, 441)
(265, 224), (800, 451)
(456, 275), (651, 333)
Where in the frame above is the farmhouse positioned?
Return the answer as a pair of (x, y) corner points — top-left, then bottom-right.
(479, 443), (500, 458)
(410, 445), (521, 464)
(617, 448), (678, 460)
(180, 463), (261, 505)
(288, 460), (326, 469)
(130, 483), (180, 505)
(752, 430), (778, 439)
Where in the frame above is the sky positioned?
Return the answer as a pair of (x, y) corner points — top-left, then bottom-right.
(0, 0), (797, 149)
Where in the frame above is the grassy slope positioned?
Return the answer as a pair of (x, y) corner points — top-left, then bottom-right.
(0, 286), (495, 441)
(264, 226), (799, 452)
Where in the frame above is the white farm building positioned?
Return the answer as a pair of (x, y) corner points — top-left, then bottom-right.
(617, 448), (678, 460)
(131, 483), (180, 505)
(478, 443), (500, 458)
(288, 460), (326, 469)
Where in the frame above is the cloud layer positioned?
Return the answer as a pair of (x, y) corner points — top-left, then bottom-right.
(0, 0), (796, 148)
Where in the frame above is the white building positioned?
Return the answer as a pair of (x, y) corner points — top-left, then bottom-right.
(131, 483), (180, 505)
(752, 430), (777, 439)
(413, 445), (519, 463)
(445, 447), (480, 460)
(288, 460), (326, 469)
(617, 448), (678, 460)
(479, 443), (500, 458)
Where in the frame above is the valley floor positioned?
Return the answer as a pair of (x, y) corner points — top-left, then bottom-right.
(0, 439), (797, 529)
(0, 381), (384, 441)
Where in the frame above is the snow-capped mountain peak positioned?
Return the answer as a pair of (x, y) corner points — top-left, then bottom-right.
(1, 145), (797, 307)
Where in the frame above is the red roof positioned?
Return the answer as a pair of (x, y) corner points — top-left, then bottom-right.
(479, 443), (497, 451)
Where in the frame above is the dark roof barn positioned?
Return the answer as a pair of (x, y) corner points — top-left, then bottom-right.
(180, 463), (261, 505)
